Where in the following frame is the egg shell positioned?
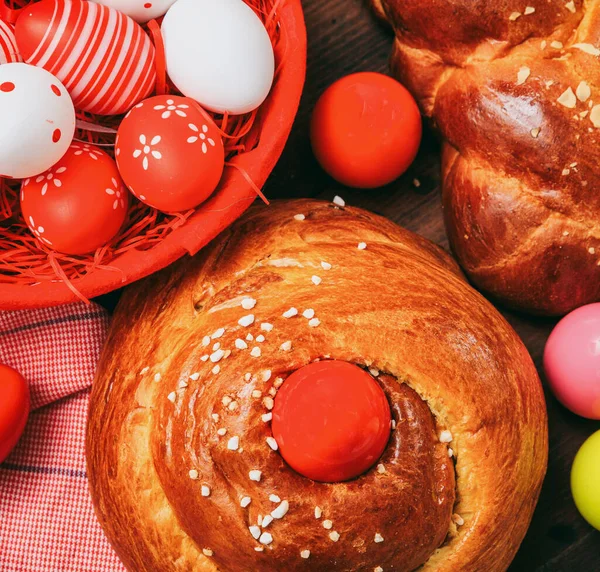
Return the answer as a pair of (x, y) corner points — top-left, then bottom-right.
(543, 303), (600, 419)
(0, 19), (21, 64)
(311, 72), (422, 188)
(116, 95), (225, 212)
(0, 364), (30, 464)
(571, 430), (600, 530)
(93, 0), (177, 23)
(15, 0), (156, 116)
(272, 361), (391, 483)
(161, 0), (275, 115)
(20, 143), (129, 254)
(0, 63), (75, 179)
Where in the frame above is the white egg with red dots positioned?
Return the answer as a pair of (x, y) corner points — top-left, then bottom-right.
(161, 0), (275, 115)
(0, 63), (75, 179)
(93, 0), (177, 23)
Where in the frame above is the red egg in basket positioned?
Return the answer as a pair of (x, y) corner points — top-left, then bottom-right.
(20, 143), (129, 255)
(116, 95), (225, 213)
(15, 0), (156, 115)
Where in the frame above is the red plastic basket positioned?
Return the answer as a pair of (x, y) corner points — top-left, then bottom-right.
(0, 0), (306, 310)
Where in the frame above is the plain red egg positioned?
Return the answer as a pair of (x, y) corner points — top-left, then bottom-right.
(272, 360), (391, 482)
(311, 72), (422, 188)
(0, 363), (30, 463)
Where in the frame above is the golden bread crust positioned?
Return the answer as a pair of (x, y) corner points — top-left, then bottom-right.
(372, 0), (600, 314)
(87, 199), (547, 571)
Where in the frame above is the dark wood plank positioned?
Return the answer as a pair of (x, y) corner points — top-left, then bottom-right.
(266, 1), (600, 570)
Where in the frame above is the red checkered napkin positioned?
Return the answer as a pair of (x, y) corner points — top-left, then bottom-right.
(0, 303), (125, 572)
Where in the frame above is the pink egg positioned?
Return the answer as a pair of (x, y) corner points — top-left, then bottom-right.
(544, 303), (600, 419)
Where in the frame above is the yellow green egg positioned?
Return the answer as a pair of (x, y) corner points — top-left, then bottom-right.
(571, 430), (600, 530)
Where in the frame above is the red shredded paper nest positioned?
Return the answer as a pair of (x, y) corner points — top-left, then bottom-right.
(0, 0), (306, 309)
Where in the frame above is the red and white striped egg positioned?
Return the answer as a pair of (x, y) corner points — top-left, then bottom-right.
(0, 19), (20, 64)
(15, 0), (156, 116)
(94, 0), (177, 23)
(20, 143), (129, 254)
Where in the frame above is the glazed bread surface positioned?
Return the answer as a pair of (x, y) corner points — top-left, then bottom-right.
(87, 199), (548, 571)
(372, 0), (600, 314)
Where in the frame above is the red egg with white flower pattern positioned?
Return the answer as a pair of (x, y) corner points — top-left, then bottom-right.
(116, 95), (225, 212)
(0, 19), (21, 64)
(15, 0), (155, 115)
(20, 143), (129, 254)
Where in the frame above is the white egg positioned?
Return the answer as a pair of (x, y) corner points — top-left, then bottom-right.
(93, 0), (177, 23)
(0, 63), (75, 179)
(161, 0), (275, 115)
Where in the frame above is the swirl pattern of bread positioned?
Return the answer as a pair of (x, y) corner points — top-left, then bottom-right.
(87, 199), (548, 571)
(371, 0), (600, 314)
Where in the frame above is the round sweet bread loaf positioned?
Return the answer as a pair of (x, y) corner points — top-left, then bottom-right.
(87, 199), (548, 571)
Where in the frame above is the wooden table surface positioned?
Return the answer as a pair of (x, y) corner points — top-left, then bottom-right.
(98, 1), (600, 570)
(267, 1), (600, 570)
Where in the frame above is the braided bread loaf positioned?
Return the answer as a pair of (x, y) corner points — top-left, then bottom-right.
(372, 0), (600, 314)
(87, 200), (547, 571)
